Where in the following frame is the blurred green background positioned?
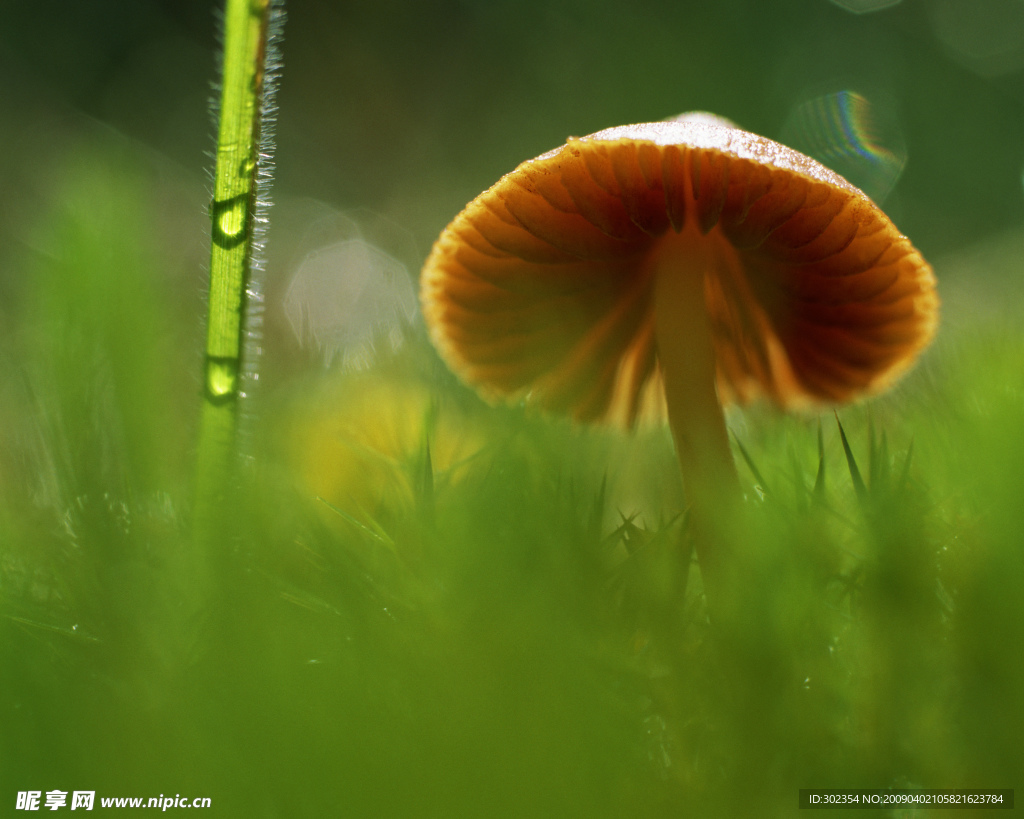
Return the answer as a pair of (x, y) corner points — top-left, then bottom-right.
(1, 0), (1023, 816)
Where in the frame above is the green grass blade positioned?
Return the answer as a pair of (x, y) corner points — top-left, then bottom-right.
(195, 0), (281, 531)
(867, 409), (877, 486)
(316, 496), (395, 548)
(874, 429), (890, 497)
(205, 0), (271, 374)
(814, 419), (826, 500)
(835, 412), (867, 503)
(732, 431), (770, 495)
(786, 440), (807, 509)
(897, 438), (915, 497)
(416, 439), (434, 507)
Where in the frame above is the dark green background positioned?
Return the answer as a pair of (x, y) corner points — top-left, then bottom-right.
(2, 2), (1023, 816)
(4, 0), (1024, 247)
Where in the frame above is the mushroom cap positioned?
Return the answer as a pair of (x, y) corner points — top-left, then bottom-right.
(420, 113), (938, 427)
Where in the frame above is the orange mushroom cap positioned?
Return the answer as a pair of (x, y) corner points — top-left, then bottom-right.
(420, 113), (938, 427)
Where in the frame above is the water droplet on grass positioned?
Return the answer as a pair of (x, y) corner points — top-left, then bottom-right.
(206, 357), (239, 398)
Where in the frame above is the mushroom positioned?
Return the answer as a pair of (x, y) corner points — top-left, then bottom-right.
(419, 113), (938, 598)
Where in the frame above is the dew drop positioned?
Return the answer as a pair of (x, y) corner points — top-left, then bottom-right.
(219, 205), (244, 238)
(206, 358), (239, 399)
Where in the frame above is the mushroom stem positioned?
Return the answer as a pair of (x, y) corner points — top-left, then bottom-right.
(651, 231), (740, 596)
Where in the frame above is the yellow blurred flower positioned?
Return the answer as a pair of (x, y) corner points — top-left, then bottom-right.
(286, 372), (484, 525)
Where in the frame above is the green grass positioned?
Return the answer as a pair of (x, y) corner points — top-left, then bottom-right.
(2, 136), (1023, 817)
(195, 0), (282, 542)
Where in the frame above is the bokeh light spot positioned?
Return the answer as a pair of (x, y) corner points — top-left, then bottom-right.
(827, 0), (902, 14)
(780, 90), (906, 204)
(930, 0), (1024, 77)
(284, 220), (419, 369)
